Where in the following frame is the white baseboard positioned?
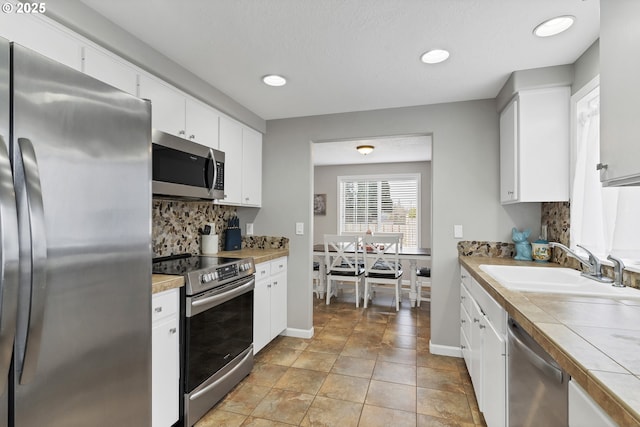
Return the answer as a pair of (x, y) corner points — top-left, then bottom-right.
(284, 327), (314, 339)
(429, 340), (462, 358)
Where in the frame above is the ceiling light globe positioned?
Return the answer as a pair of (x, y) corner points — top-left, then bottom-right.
(533, 15), (575, 37)
(420, 49), (450, 64)
(262, 74), (287, 86)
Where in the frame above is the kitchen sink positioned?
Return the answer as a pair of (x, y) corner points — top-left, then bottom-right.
(479, 264), (640, 298)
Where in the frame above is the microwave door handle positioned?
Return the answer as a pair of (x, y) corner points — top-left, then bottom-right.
(207, 148), (216, 195)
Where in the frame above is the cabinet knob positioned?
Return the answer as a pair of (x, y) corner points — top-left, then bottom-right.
(479, 324), (486, 329)
(154, 307), (162, 313)
(461, 319), (466, 324)
(178, 130), (185, 135)
(273, 281), (278, 285)
(461, 296), (466, 300)
(461, 344), (466, 349)
(473, 318), (480, 323)
(169, 328), (177, 334)
(596, 163), (608, 171)
(189, 134), (195, 140)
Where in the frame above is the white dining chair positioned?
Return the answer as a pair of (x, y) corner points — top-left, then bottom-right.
(362, 234), (403, 311)
(324, 234), (365, 307)
(416, 266), (431, 307)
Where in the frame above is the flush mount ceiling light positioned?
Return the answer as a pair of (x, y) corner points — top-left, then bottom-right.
(420, 49), (450, 64)
(533, 15), (575, 37)
(262, 74), (287, 87)
(356, 145), (375, 155)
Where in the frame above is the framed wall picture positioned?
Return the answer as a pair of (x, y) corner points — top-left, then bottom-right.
(314, 194), (327, 216)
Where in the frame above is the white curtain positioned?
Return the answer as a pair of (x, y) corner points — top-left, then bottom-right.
(571, 88), (640, 260)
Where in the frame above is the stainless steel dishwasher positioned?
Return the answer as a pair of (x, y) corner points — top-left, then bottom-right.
(508, 317), (568, 426)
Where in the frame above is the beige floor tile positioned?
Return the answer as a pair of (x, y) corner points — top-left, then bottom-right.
(305, 337), (347, 354)
(195, 408), (247, 427)
(314, 327), (352, 341)
(416, 413), (475, 427)
(241, 417), (293, 426)
(382, 331), (417, 349)
(365, 379), (416, 413)
(273, 336), (311, 351)
(331, 355), (376, 379)
(377, 347), (417, 365)
(255, 347), (302, 367)
(244, 363), (289, 388)
(417, 367), (464, 393)
(291, 351), (338, 372)
(317, 373), (370, 403)
(359, 404), (417, 427)
(250, 389), (314, 425)
(386, 323), (417, 336)
(416, 388), (474, 424)
(273, 367), (328, 395)
(372, 361), (417, 386)
(300, 396), (363, 427)
(217, 383), (272, 415)
(341, 339), (381, 360)
(417, 352), (460, 371)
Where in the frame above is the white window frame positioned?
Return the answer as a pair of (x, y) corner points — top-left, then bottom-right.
(337, 173), (421, 248)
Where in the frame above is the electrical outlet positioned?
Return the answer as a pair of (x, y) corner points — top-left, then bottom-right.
(454, 224), (463, 239)
(295, 222), (304, 235)
(246, 223), (254, 236)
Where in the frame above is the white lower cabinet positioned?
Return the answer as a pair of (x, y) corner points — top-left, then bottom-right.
(152, 289), (179, 427)
(254, 257), (288, 353)
(569, 379), (618, 427)
(460, 266), (507, 427)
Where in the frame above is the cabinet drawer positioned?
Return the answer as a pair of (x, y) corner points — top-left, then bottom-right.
(255, 262), (271, 281)
(461, 327), (471, 371)
(460, 266), (472, 288)
(152, 289), (178, 323)
(460, 283), (472, 314)
(271, 257), (287, 275)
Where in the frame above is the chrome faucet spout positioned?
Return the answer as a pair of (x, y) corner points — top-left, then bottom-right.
(607, 254), (626, 288)
(548, 242), (613, 283)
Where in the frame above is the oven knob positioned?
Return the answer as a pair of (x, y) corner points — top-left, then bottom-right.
(201, 273), (212, 284)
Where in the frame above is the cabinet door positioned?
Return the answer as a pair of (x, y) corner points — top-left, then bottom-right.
(253, 278), (271, 354)
(270, 269), (287, 338)
(83, 46), (138, 95)
(0, 13), (81, 70)
(499, 98), (518, 203)
(242, 128), (262, 206)
(152, 316), (179, 427)
(139, 74), (186, 137)
(218, 116), (243, 205)
(600, 0), (640, 186)
(185, 98), (219, 148)
(469, 298), (484, 409)
(482, 320), (506, 427)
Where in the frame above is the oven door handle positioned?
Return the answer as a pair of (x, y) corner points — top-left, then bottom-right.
(189, 278), (255, 316)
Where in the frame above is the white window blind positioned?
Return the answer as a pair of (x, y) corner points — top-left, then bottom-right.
(338, 174), (420, 248)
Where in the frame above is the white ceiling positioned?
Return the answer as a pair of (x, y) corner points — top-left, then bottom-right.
(78, 0), (599, 121)
(313, 135), (431, 166)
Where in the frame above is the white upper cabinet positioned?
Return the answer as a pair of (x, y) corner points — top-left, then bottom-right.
(219, 116), (263, 207)
(219, 116), (244, 205)
(600, 0), (640, 186)
(139, 74), (186, 138)
(499, 86), (570, 204)
(0, 14), (81, 70)
(82, 46), (138, 95)
(242, 127), (263, 207)
(185, 98), (220, 149)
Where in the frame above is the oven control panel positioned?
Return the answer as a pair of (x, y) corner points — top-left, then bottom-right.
(195, 258), (255, 292)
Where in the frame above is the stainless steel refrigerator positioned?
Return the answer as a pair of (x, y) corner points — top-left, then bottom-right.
(0, 39), (152, 426)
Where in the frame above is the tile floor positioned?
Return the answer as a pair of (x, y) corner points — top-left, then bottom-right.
(196, 290), (486, 427)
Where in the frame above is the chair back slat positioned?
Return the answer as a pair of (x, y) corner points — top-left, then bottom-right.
(362, 235), (402, 276)
(324, 234), (362, 275)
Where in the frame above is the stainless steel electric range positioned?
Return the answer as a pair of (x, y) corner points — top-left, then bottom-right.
(153, 254), (255, 427)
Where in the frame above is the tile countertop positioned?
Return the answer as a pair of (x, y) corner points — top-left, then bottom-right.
(217, 248), (289, 264)
(460, 256), (640, 427)
(152, 274), (184, 294)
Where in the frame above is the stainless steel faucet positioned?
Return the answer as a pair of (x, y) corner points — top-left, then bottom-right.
(607, 254), (626, 287)
(548, 242), (613, 283)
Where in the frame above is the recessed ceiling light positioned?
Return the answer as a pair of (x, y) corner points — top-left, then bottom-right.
(533, 15), (575, 37)
(420, 49), (450, 64)
(262, 74), (287, 87)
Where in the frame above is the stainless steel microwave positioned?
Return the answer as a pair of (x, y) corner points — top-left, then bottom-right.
(152, 129), (225, 200)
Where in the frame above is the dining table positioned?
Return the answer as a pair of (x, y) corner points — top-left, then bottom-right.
(313, 244), (431, 307)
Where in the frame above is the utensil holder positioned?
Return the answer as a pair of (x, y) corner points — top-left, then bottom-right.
(201, 234), (219, 255)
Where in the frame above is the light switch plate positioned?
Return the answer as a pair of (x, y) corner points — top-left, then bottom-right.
(295, 222), (304, 235)
(454, 224), (463, 239)
(246, 223), (254, 236)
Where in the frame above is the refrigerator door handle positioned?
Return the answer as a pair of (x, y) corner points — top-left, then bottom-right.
(0, 135), (20, 391)
(15, 137), (48, 384)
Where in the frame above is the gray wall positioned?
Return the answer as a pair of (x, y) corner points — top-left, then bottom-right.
(573, 39), (600, 93)
(313, 161), (432, 248)
(256, 101), (541, 348)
